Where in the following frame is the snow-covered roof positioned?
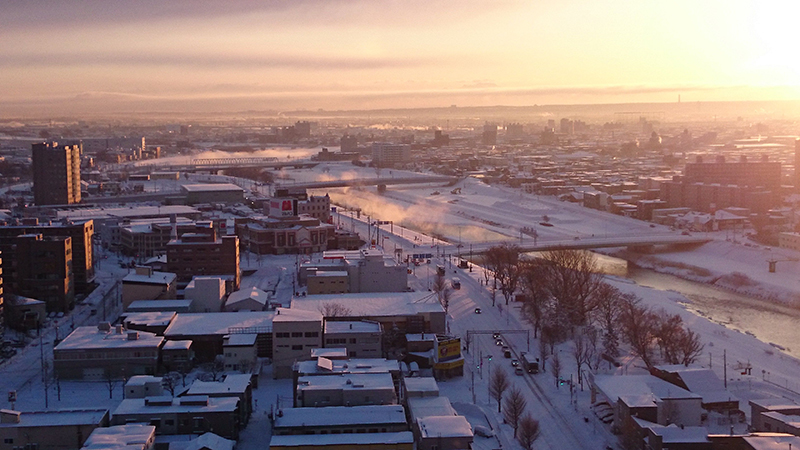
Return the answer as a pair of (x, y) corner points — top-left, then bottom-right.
(654, 366), (738, 405)
(762, 411), (800, 428)
(57, 205), (199, 220)
(635, 419), (709, 443)
(55, 327), (163, 351)
(313, 270), (348, 277)
(182, 433), (235, 450)
(122, 271), (176, 286)
(0, 409), (108, 428)
(126, 300), (194, 312)
(81, 424), (155, 450)
(273, 307), (322, 323)
(125, 376), (161, 387)
(164, 312), (275, 337)
(294, 358), (400, 376)
(113, 397), (238, 416)
(324, 320), (381, 334)
(594, 375), (700, 405)
(225, 287), (269, 306)
(181, 183), (243, 192)
(749, 398), (800, 411)
(296, 373), (394, 391)
(269, 431), (413, 448)
(186, 375), (250, 396)
(742, 434), (800, 450)
(407, 396), (456, 421)
(291, 292), (444, 317)
(162, 340), (192, 350)
(309, 348), (347, 359)
(223, 333), (257, 347)
(124, 311), (177, 328)
(417, 415), (473, 439)
(274, 405), (406, 429)
(404, 377), (439, 394)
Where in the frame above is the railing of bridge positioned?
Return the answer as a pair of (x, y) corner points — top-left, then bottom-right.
(190, 157), (279, 166)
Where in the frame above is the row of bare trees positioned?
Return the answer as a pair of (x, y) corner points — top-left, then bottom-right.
(489, 368), (540, 449)
(483, 246), (705, 370)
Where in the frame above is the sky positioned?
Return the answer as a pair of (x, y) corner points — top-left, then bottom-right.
(1, 0), (799, 116)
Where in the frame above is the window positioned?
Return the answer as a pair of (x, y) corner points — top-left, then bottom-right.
(291, 332), (303, 338)
(275, 332), (290, 338)
(4, 439), (13, 444)
(349, 338), (357, 344)
(304, 332), (318, 338)
(165, 419), (175, 426)
(291, 345), (303, 350)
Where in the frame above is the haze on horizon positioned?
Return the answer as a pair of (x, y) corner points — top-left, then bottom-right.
(2, 0), (799, 117)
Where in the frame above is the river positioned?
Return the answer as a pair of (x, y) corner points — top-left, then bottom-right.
(592, 253), (800, 359)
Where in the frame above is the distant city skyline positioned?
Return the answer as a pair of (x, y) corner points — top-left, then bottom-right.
(2, 0), (799, 116)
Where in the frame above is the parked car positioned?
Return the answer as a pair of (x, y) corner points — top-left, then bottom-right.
(514, 367), (524, 376)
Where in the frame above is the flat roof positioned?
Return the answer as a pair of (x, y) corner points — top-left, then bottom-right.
(295, 358), (400, 376)
(113, 397), (238, 416)
(404, 377), (439, 393)
(269, 431), (413, 448)
(273, 308), (322, 323)
(407, 397), (456, 422)
(181, 183), (244, 192)
(291, 292), (444, 318)
(417, 415), (472, 439)
(55, 327), (163, 351)
(57, 205), (199, 220)
(226, 287), (269, 306)
(310, 348), (347, 359)
(296, 373), (394, 391)
(274, 405), (406, 429)
(164, 312), (275, 337)
(594, 375), (700, 404)
(0, 409), (108, 428)
(186, 375), (250, 396)
(224, 334), (257, 347)
(82, 424), (155, 450)
(324, 320), (381, 334)
(123, 312), (177, 328)
(162, 340), (192, 350)
(123, 271), (176, 286)
(126, 300), (194, 312)
(742, 435), (800, 450)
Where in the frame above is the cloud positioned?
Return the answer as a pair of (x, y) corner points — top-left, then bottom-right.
(2, 51), (433, 71)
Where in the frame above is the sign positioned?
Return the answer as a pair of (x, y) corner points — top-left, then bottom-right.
(269, 198), (297, 218)
(8, 391), (16, 402)
(436, 338), (461, 362)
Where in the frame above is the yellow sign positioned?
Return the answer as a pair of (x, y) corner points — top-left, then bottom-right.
(437, 338), (461, 361)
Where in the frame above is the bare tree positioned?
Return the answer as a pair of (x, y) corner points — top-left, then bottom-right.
(104, 370), (118, 399)
(592, 282), (622, 358)
(489, 368), (510, 413)
(519, 260), (548, 338)
(551, 352), (562, 388)
(201, 356), (225, 381)
(572, 330), (594, 387)
(432, 273), (447, 297)
(677, 328), (704, 366)
(517, 414), (540, 450)
(318, 302), (352, 317)
(619, 293), (658, 368)
(504, 386), (527, 437)
(440, 287), (452, 316)
(538, 333), (549, 373)
(539, 250), (603, 326)
(162, 372), (181, 397)
(490, 244), (522, 305)
(654, 310), (684, 364)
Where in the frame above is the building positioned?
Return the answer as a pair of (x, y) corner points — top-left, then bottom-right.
(80, 424), (156, 450)
(268, 432), (413, 450)
(324, 320), (382, 358)
(236, 196), (335, 255)
(0, 219), (94, 294)
(482, 123), (497, 145)
(222, 334), (258, 373)
(750, 399), (800, 432)
(272, 404), (408, 436)
(183, 277), (226, 313)
(124, 376), (165, 399)
(301, 249), (408, 294)
(224, 287), (269, 312)
(184, 374), (253, 425)
(0, 233), (74, 312)
(406, 395), (473, 450)
(160, 340), (194, 373)
(0, 408), (109, 450)
(32, 141), (81, 205)
(372, 143), (411, 166)
(163, 312), (275, 362)
(4, 295), (46, 331)
(122, 267), (177, 310)
(180, 184), (245, 205)
(291, 292), (446, 335)
(166, 224), (240, 290)
(53, 324), (164, 379)
(122, 311), (177, 335)
(273, 308), (323, 379)
(650, 365), (739, 413)
(111, 396), (240, 440)
(295, 372), (397, 407)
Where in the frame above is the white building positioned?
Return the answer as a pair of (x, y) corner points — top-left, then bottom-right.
(224, 287), (269, 312)
(183, 276), (226, 313)
(301, 249), (408, 294)
(273, 308), (323, 379)
(324, 320), (382, 358)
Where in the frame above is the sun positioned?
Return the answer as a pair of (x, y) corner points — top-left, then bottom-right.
(751, 1), (800, 81)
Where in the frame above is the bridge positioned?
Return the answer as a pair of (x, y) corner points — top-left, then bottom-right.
(275, 175), (458, 190)
(130, 157), (320, 172)
(443, 234), (710, 255)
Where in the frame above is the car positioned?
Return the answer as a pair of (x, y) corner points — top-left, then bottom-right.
(511, 359), (520, 367)
(474, 307), (482, 314)
(502, 346), (511, 358)
(514, 367), (524, 376)
(492, 333), (501, 339)
(495, 339), (504, 346)
(474, 426), (494, 438)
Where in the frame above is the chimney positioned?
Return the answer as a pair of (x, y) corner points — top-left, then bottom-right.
(127, 331), (139, 340)
(349, 324), (353, 329)
(115, 324), (124, 334)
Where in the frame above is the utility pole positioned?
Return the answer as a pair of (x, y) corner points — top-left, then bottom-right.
(723, 349), (727, 389)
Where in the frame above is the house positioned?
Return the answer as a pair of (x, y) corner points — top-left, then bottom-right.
(80, 424), (156, 450)
(178, 433), (235, 450)
(222, 334), (258, 373)
(300, 249), (408, 294)
(416, 416), (473, 450)
(750, 398), (800, 432)
(224, 287), (268, 312)
(292, 357), (402, 401)
(160, 340), (194, 373)
(125, 376), (164, 399)
(54, 324), (164, 379)
(403, 377), (439, 399)
(0, 408), (110, 450)
(183, 374), (253, 425)
(111, 396), (240, 440)
(651, 365), (740, 413)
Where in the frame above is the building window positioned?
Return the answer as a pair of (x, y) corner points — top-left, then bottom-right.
(4, 439), (13, 444)
(304, 332), (318, 338)
(291, 345), (303, 350)
(291, 332), (303, 338)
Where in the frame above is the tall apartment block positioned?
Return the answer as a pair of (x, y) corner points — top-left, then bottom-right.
(32, 141), (81, 206)
(166, 223), (240, 290)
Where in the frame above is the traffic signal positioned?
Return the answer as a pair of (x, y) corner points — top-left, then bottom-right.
(559, 378), (565, 386)
(488, 355), (492, 361)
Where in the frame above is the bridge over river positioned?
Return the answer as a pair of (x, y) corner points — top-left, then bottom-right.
(442, 233), (710, 255)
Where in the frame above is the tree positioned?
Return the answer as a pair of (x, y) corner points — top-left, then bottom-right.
(572, 329), (594, 388)
(592, 282), (622, 358)
(619, 293), (658, 368)
(485, 244), (522, 305)
(162, 372), (181, 397)
(318, 302), (352, 317)
(104, 370), (118, 399)
(440, 287), (452, 316)
(551, 352), (562, 388)
(677, 328), (704, 366)
(538, 334), (549, 373)
(519, 260), (549, 338)
(504, 386), (527, 437)
(539, 250), (603, 326)
(517, 414), (540, 450)
(432, 273), (447, 297)
(654, 310), (684, 364)
(201, 356), (225, 381)
(489, 368), (510, 413)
